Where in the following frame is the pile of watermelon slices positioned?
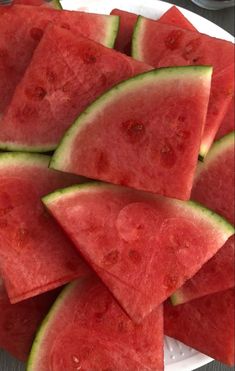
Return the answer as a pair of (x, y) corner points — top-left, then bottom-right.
(0, 1), (234, 370)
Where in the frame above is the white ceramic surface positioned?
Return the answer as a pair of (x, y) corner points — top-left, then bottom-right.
(62, 1), (233, 370)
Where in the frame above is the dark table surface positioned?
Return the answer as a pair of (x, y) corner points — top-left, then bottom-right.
(0, 0), (234, 370)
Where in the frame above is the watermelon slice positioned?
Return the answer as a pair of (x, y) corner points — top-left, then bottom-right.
(110, 6), (196, 55)
(0, 152), (90, 303)
(28, 276), (164, 371)
(110, 9), (138, 55)
(172, 132), (234, 304)
(0, 5), (118, 118)
(215, 97), (234, 140)
(132, 18), (234, 157)
(0, 25), (151, 152)
(158, 6), (197, 31)
(165, 289), (235, 366)
(50, 66), (212, 200)
(12, 0), (62, 8)
(42, 182), (234, 322)
(0, 277), (59, 361)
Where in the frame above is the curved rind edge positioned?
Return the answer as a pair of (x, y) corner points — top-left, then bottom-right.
(27, 281), (78, 371)
(50, 65), (212, 171)
(105, 15), (120, 48)
(0, 141), (56, 153)
(0, 152), (50, 168)
(196, 131), (235, 179)
(131, 15), (143, 59)
(42, 182), (234, 237)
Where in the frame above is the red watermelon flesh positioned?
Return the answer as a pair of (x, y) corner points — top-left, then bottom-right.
(111, 9), (138, 55)
(0, 153), (90, 304)
(215, 97), (234, 140)
(0, 278), (60, 362)
(0, 5), (118, 117)
(132, 18), (234, 157)
(172, 132), (234, 304)
(10, 0), (61, 8)
(0, 26), (151, 152)
(164, 289), (235, 366)
(50, 66), (212, 200)
(200, 64), (234, 157)
(42, 182), (234, 322)
(158, 6), (197, 31)
(28, 276), (164, 371)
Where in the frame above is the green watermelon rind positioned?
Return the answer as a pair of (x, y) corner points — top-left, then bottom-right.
(171, 132), (235, 306)
(196, 131), (234, 176)
(51, 0), (63, 10)
(50, 65), (212, 171)
(27, 280), (79, 371)
(42, 182), (235, 239)
(0, 152), (50, 169)
(104, 15), (120, 48)
(131, 16), (147, 61)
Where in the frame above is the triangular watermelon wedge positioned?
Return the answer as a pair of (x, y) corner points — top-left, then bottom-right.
(0, 5), (118, 117)
(0, 153), (90, 303)
(43, 182), (234, 322)
(132, 18), (234, 157)
(165, 289), (235, 366)
(0, 25), (151, 152)
(172, 132), (235, 304)
(158, 6), (197, 31)
(50, 66), (212, 200)
(27, 276), (164, 371)
(11, 0), (62, 8)
(0, 277), (59, 361)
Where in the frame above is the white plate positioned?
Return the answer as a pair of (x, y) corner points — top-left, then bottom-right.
(63, 1), (232, 370)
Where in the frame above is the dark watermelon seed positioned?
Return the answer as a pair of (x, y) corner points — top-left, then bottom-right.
(165, 30), (183, 50)
(25, 86), (47, 101)
(60, 23), (71, 30)
(122, 120), (145, 143)
(83, 53), (97, 64)
(128, 249), (142, 264)
(30, 28), (44, 41)
(103, 250), (119, 267)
